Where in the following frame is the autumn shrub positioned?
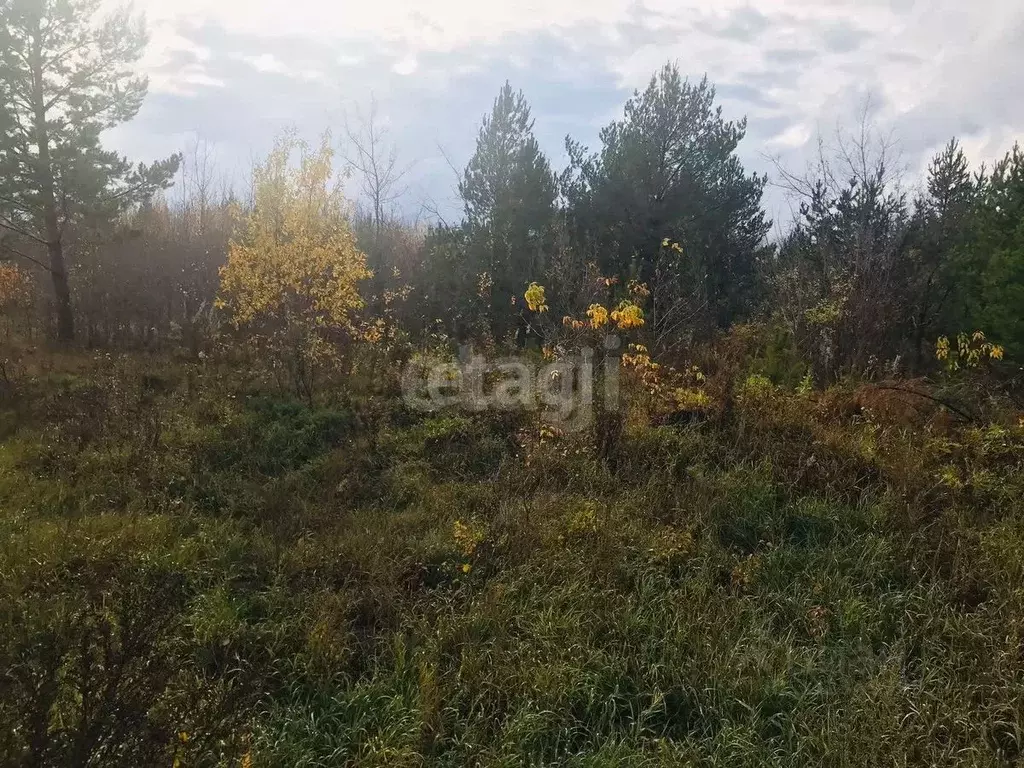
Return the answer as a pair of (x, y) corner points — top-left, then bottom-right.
(0, 265), (37, 394)
(217, 132), (373, 400)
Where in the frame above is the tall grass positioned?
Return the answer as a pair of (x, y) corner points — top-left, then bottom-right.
(1, 352), (1023, 765)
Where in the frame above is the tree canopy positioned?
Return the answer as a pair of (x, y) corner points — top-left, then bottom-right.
(0, 0), (179, 340)
(561, 65), (770, 338)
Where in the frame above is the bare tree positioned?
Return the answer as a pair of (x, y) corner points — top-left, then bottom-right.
(342, 97), (412, 241)
(71, 138), (231, 350)
(765, 103), (912, 378)
(417, 141), (464, 229)
(770, 101), (905, 215)
(180, 136), (216, 238)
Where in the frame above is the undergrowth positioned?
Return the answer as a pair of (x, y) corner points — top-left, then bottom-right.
(1, 352), (1023, 766)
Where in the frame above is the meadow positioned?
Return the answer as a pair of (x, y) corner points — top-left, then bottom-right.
(2, 342), (1022, 766)
(3, 5), (1024, 763)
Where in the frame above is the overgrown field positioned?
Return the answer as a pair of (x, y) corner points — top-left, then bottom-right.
(2, 352), (1024, 766)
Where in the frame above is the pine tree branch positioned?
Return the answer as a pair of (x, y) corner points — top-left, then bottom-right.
(102, 180), (152, 204)
(0, 241), (52, 273)
(0, 217), (48, 246)
(42, 52), (128, 112)
(0, 195), (42, 217)
(43, 40), (91, 70)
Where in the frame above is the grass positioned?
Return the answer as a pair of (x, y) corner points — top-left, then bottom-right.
(1, 351), (1023, 766)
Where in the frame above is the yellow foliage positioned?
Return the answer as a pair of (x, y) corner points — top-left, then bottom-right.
(804, 298), (844, 326)
(563, 315), (586, 330)
(936, 331), (1004, 371)
(0, 265), (34, 311)
(650, 527), (695, 564)
(627, 279), (650, 299)
(524, 282), (548, 313)
(216, 131), (371, 393)
(453, 519), (485, 558)
(738, 374), (775, 401)
(219, 132), (370, 331)
(522, 263), (647, 346)
(672, 387), (711, 410)
(565, 501), (599, 536)
(360, 318), (387, 344)
(622, 344), (711, 414)
(586, 303), (609, 329)
(610, 300), (644, 330)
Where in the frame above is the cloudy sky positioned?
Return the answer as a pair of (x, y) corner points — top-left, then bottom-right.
(105, 0), (1024, 226)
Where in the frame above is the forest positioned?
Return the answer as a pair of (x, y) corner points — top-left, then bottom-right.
(2, 0), (1024, 765)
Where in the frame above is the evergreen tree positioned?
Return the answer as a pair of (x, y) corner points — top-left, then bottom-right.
(562, 64), (770, 339)
(968, 144), (1024, 359)
(459, 82), (555, 341)
(766, 109), (920, 378)
(0, 0), (179, 341)
(905, 139), (978, 368)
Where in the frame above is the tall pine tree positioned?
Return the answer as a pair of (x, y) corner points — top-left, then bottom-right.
(969, 144), (1024, 359)
(0, 0), (179, 341)
(905, 139), (978, 369)
(459, 82), (555, 341)
(562, 64), (769, 340)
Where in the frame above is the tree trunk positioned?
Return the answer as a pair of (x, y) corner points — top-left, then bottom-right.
(30, 17), (74, 342)
(48, 241), (74, 342)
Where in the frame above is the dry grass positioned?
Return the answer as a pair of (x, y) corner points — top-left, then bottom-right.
(1, 350), (1023, 766)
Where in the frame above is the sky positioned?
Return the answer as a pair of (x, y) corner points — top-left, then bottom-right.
(104, 0), (1024, 228)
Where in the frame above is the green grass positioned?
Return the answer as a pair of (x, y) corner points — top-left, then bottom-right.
(1, 355), (1023, 766)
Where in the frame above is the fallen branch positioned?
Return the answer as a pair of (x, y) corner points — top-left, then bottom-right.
(874, 384), (976, 424)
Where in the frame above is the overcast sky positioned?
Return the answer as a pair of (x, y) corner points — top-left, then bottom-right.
(104, 0), (1024, 227)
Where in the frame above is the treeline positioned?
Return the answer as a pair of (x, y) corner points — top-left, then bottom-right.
(411, 66), (1023, 379)
(2, 0), (1022, 384)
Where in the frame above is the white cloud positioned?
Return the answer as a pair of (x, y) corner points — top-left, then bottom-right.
(105, 0), (1024, 221)
(132, 0), (633, 49)
(231, 52), (289, 74)
(768, 123), (812, 150)
(149, 65), (226, 97)
(392, 55), (419, 76)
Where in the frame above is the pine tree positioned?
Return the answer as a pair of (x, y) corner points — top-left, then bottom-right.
(459, 82), (555, 340)
(969, 144), (1024, 359)
(0, 0), (179, 341)
(562, 64), (769, 339)
(906, 139), (977, 368)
